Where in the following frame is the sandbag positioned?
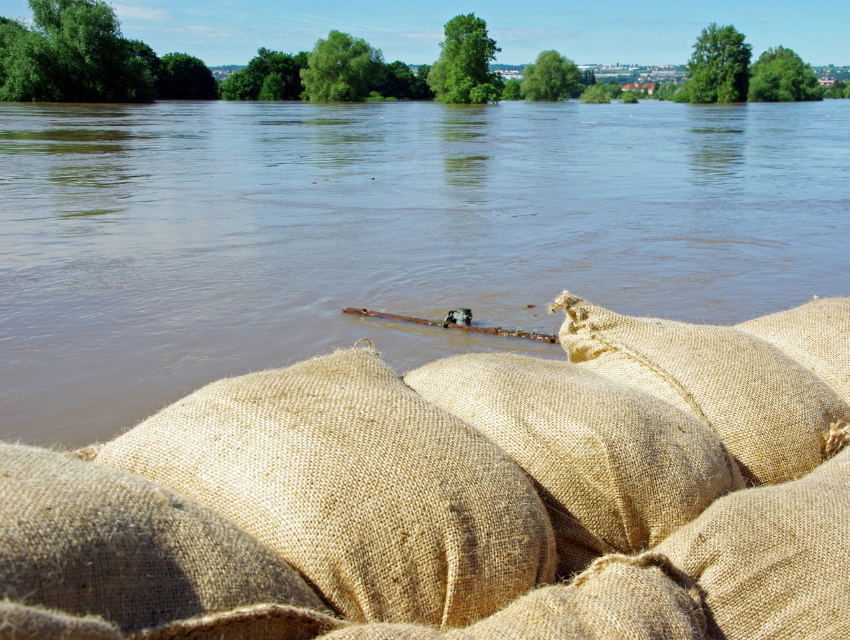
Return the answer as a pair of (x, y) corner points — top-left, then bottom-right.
(317, 553), (710, 640)
(550, 291), (850, 485)
(94, 346), (557, 628)
(656, 446), (850, 640)
(0, 443), (337, 640)
(0, 602), (344, 640)
(404, 353), (743, 578)
(736, 296), (850, 403)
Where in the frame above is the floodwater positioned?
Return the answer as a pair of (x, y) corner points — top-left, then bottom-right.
(2, 99), (849, 447)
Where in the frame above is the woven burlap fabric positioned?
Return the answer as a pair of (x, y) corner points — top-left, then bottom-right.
(656, 446), (850, 640)
(0, 602), (121, 640)
(94, 346), (557, 628)
(404, 353), (743, 579)
(0, 443), (332, 638)
(737, 296), (850, 403)
(550, 291), (850, 485)
(0, 602), (345, 640)
(317, 553), (710, 640)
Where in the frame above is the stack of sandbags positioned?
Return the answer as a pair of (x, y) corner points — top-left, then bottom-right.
(404, 353), (743, 577)
(550, 291), (850, 485)
(656, 446), (850, 639)
(92, 346), (557, 629)
(736, 296), (850, 403)
(315, 553), (710, 640)
(0, 442), (341, 640)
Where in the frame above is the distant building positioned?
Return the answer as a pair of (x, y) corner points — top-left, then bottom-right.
(622, 82), (656, 95)
(820, 78), (835, 87)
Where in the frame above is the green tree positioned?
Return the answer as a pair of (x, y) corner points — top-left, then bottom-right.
(520, 50), (578, 101)
(748, 46), (823, 102)
(501, 79), (522, 100)
(410, 64), (434, 100)
(580, 84), (611, 103)
(157, 52), (217, 99)
(0, 0), (154, 102)
(370, 60), (417, 100)
(621, 90), (639, 103)
(428, 13), (501, 104)
(687, 23), (752, 103)
(221, 48), (307, 100)
(300, 30), (382, 102)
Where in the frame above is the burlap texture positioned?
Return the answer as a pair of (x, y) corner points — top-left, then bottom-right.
(0, 602), (121, 640)
(0, 602), (345, 640)
(94, 346), (557, 628)
(550, 291), (850, 485)
(0, 443), (333, 638)
(404, 353), (743, 578)
(656, 446), (850, 640)
(317, 553), (710, 640)
(737, 296), (850, 403)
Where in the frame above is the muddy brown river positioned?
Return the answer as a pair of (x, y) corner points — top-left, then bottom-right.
(1, 99), (848, 447)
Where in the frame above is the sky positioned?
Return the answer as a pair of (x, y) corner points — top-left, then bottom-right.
(2, 0), (848, 67)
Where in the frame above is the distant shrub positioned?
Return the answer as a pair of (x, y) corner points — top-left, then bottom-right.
(580, 85), (611, 103)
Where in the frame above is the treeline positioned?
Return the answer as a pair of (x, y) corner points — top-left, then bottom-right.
(219, 39), (433, 102)
(1, 2), (843, 104)
(0, 0), (217, 102)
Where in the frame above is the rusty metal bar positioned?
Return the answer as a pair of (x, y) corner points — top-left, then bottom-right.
(342, 308), (559, 344)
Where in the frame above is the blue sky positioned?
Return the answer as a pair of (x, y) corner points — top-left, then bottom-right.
(2, 0), (847, 66)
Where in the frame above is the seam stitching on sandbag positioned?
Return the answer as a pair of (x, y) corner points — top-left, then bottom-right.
(550, 292), (710, 425)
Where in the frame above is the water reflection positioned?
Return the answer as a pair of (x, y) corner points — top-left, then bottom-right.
(439, 106), (492, 190)
(687, 106), (748, 188)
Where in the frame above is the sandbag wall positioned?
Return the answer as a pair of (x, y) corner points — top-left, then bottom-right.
(2, 295), (849, 640)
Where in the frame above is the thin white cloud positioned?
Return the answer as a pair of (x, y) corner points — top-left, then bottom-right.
(112, 3), (170, 22)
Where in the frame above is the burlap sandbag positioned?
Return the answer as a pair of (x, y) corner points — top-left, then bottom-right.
(317, 552), (710, 640)
(0, 602), (344, 640)
(656, 446), (850, 640)
(0, 443), (338, 640)
(737, 296), (850, 403)
(404, 353), (744, 578)
(550, 291), (850, 485)
(94, 346), (557, 628)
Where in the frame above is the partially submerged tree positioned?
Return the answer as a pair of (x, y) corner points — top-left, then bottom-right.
(221, 48), (307, 100)
(521, 50), (579, 101)
(428, 13), (501, 104)
(501, 79), (522, 100)
(0, 0), (154, 102)
(748, 46), (823, 102)
(580, 84), (611, 103)
(157, 53), (218, 99)
(300, 30), (382, 102)
(686, 23), (752, 103)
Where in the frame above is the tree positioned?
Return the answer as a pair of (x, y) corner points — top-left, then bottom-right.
(580, 85), (611, 103)
(300, 30), (382, 102)
(221, 48), (307, 100)
(748, 46), (823, 102)
(621, 90), (639, 104)
(370, 60), (416, 100)
(520, 50), (579, 101)
(0, 0), (154, 102)
(410, 64), (434, 100)
(501, 79), (522, 100)
(428, 13), (501, 104)
(157, 53), (218, 99)
(687, 23), (752, 103)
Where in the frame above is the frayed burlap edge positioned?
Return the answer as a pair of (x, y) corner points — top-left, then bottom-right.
(548, 291), (709, 424)
(824, 421), (850, 460)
